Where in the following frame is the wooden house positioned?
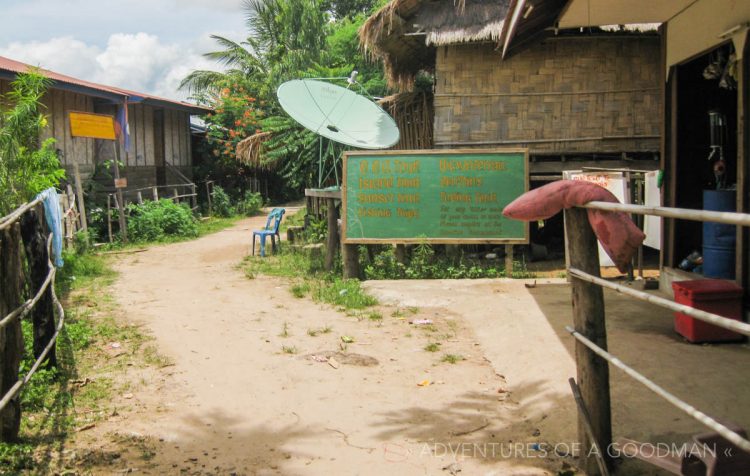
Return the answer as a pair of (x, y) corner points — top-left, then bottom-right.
(501, 0), (750, 292)
(0, 55), (210, 190)
(360, 0), (663, 177)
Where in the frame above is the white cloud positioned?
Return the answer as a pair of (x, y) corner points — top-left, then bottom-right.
(0, 33), (224, 101)
(0, 37), (100, 79)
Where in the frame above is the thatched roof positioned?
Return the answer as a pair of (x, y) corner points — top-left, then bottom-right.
(235, 132), (272, 169)
(360, 0), (510, 90)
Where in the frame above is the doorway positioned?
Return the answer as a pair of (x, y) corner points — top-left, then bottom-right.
(673, 42), (739, 271)
(153, 109), (166, 186)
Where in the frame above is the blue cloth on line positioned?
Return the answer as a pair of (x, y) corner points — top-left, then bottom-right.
(35, 188), (64, 267)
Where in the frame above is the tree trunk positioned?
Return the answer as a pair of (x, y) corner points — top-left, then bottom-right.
(0, 224), (24, 441)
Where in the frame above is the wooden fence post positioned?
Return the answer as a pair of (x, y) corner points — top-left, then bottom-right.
(342, 243), (360, 279)
(20, 205), (56, 368)
(395, 245), (407, 264)
(152, 187), (159, 201)
(564, 207), (612, 475)
(206, 182), (213, 216)
(111, 144), (128, 243)
(106, 194), (113, 243)
(505, 244), (514, 277)
(137, 191), (143, 204)
(72, 162), (87, 234)
(0, 224), (24, 441)
(325, 198), (339, 271)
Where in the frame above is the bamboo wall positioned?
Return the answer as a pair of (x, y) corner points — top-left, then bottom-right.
(433, 36), (662, 154)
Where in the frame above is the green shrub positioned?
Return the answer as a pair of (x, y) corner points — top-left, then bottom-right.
(210, 185), (234, 217)
(126, 199), (198, 242)
(237, 190), (264, 216)
(364, 243), (533, 280)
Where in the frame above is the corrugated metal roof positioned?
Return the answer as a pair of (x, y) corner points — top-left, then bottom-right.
(0, 55), (211, 114)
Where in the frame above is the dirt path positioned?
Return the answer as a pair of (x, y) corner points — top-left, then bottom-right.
(74, 209), (572, 475)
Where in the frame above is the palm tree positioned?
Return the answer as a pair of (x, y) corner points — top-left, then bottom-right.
(180, 0), (326, 101)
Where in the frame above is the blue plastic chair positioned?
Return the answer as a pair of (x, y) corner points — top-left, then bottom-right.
(252, 208), (285, 257)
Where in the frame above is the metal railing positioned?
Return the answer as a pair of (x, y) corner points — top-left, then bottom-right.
(564, 201), (750, 474)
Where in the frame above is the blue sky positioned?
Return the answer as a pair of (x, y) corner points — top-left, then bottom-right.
(0, 0), (250, 100)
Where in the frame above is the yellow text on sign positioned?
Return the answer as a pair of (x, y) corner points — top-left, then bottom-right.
(69, 111), (116, 140)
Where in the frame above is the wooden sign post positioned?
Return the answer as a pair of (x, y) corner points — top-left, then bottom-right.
(68, 111), (128, 242)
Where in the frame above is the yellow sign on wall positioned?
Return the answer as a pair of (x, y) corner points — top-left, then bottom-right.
(69, 111), (116, 140)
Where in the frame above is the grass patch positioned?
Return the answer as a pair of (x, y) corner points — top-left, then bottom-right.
(367, 311), (383, 322)
(0, 247), (172, 473)
(307, 325), (332, 337)
(279, 322), (291, 338)
(311, 278), (377, 310)
(242, 247), (377, 311)
(282, 345), (298, 355)
(442, 354), (465, 364)
(290, 282), (310, 298)
(424, 342), (441, 352)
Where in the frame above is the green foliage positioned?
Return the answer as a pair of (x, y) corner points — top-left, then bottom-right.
(182, 0), (390, 195)
(305, 215), (328, 243)
(55, 250), (115, 296)
(0, 70), (65, 215)
(291, 281), (311, 298)
(242, 246), (376, 310)
(126, 199), (198, 242)
(364, 243), (536, 280)
(424, 342), (441, 352)
(442, 354), (465, 364)
(311, 277), (377, 309)
(210, 185), (234, 217)
(73, 230), (91, 255)
(324, 0), (380, 20)
(236, 190), (264, 216)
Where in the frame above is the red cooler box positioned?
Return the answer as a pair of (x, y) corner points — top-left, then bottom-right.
(672, 279), (744, 343)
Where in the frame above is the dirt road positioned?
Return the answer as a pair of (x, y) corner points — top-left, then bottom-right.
(70, 209), (574, 475)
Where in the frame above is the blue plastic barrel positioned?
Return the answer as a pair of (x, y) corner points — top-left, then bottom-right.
(702, 189), (736, 279)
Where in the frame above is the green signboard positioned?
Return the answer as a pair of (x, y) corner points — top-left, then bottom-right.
(342, 149), (529, 244)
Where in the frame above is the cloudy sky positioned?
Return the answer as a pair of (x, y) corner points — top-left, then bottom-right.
(0, 0), (250, 101)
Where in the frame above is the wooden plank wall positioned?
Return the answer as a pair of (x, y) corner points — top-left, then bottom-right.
(434, 36), (662, 153)
(1, 83), (99, 168)
(1, 78), (194, 185)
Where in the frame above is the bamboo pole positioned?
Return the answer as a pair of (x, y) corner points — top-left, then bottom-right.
(564, 207), (612, 475)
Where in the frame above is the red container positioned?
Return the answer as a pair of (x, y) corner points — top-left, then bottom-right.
(672, 279), (745, 343)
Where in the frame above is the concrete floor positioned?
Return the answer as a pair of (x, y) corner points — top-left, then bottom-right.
(364, 278), (750, 474)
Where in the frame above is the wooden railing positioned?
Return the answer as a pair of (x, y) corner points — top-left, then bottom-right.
(0, 196), (74, 441)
